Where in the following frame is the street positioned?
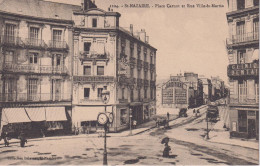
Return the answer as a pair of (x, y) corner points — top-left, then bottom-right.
(0, 106), (258, 165)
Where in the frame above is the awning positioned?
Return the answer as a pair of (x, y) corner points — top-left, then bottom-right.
(45, 107), (67, 121)
(25, 107), (46, 122)
(2, 108), (31, 123)
(74, 106), (112, 121)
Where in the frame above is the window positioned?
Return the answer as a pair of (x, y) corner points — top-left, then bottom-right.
(137, 50), (141, 59)
(236, 21), (245, 42)
(84, 88), (90, 99)
(92, 18), (97, 27)
(254, 0), (259, 6)
(238, 80), (247, 103)
(130, 68), (134, 77)
(5, 24), (16, 43)
(122, 88), (125, 99)
(138, 89), (141, 101)
(53, 30), (62, 48)
(130, 90), (134, 102)
(138, 70), (141, 78)
(5, 51), (14, 63)
(253, 18), (259, 40)
(237, 50), (246, 64)
(97, 66), (104, 75)
(84, 66), (91, 75)
(150, 55), (153, 64)
(255, 79), (259, 103)
(5, 78), (16, 101)
(29, 27), (39, 45)
(84, 42), (91, 52)
(238, 110), (247, 132)
(29, 53), (38, 64)
(144, 53), (147, 62)
(237, 0), (245, 10)
(120, 109), (127, 125)
(144, 89), (147, 98)
(28, 79), (38, 101)
(56, 56), (61, 66)
(150, 88), (153, 99)
(130, 47), (134, 57)
(144, 71), (147, 79)
(150, 72), (153, 80)
(52, 80), (61, 101)
(97, 88), (103, 98)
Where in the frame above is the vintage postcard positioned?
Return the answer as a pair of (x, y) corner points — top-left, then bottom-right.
(0, 0), (259, 165)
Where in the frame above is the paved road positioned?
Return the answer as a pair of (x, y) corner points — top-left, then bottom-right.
(0, 106), (258, 165)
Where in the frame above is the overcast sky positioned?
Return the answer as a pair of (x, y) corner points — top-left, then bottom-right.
(47, 0), (229, 83)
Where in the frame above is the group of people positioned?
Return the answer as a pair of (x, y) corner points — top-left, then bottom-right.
(0, 130), (28, 147)
(193, 109), (200, 117)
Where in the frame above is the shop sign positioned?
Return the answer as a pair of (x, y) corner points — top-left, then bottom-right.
(227, 62), (259, 77)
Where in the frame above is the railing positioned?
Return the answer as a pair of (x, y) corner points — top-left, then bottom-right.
(144, 79), (149, 87)
(227, 61), (259, 77)
(49, 40), (68, 50)
(144, 62), (149, 71)
(0, 93), (71, 102)
(119, 99), (128, 103)
(3, 64), (68, 75)
(230, 97), (259, 105)
(24, 38), (46, 48)
(227, 32), (259, 45)
(137, 78), (143, 87)
(130, 57), (136, 65)
(79, 51), (108, 60)
(74, 76), (115, 83)
(150, 80), (156, 87)
(137, 59), (143, 69)
(0, 35), (23, 46)
(128, 77), (136, 85)
(150, 64), (155, 71)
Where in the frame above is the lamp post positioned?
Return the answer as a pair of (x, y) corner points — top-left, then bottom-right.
(129, 108), (132, 136)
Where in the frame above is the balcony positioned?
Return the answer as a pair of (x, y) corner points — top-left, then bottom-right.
(48, 40), (68, 51)
(0, 35), (23, 47)
(229, 97), (259, 106)
(0, 93), (71, 102)
(150, 64), (155, 71)
(227, 61), (259, 78)
(143, 62), (149, 71)
(137, 78), (143, 87)
(137, 59), (143, 70)
(3, 64), (68, 75)
(119, 99), (128, 103)
(226, 32), (259, 47)
(24, 38), (47, 49)
(128, 77), (136, 85)
(74, 76), (115, 83)
(150, 80), (156, 87)
(79, 51), (109, 63)
(144, 79), (149, 87)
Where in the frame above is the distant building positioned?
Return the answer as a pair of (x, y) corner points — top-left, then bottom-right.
(199, 77), (212, 104)
(211, 76), (225, 101)
(226, 0), (259, 139)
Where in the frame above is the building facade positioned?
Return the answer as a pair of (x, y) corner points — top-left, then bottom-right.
(0, 0), (79, 136)
(199, 77), (213, 104)
(71, 2), (157, 132)
(226, 0), (259, 139)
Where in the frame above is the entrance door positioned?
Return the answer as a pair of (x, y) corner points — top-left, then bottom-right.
(248, 119), (256, 138)
(55, 80), (61, 101)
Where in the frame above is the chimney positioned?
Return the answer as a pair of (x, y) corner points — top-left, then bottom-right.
(139, 29), (146, 42)
(83, 0), (97, 11)
(130, 24), (133, 35)
(146, 36), (149, 43)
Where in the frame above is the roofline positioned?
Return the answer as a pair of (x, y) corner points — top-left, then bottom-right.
(73, 8), (121, 17)
(43, 0), (81, 8)
(0, 10), (74, 24)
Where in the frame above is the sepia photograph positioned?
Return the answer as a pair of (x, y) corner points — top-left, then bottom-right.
(0, 0), (259, 165)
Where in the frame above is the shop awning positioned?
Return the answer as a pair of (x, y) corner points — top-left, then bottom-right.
(25, 107), (46, 122)
(45, 107), (67, 121)
(2, 108), (31, 123)
(74, 106), (112, 121)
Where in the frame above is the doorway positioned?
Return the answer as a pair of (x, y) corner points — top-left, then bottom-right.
(248, 119), (256, 138)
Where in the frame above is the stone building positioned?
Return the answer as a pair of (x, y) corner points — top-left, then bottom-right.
(0, 0), (78, 136)
(71, 0), (157, 132)
(226, 0), (259, 139)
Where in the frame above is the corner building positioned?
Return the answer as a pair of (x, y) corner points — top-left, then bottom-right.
(72, 3), (157, 132)
(226, 0), (259, 139)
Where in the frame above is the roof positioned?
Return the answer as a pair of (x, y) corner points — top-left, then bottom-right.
(0, 0), (81, 21)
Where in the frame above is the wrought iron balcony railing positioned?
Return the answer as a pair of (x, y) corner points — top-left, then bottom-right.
(150, 80), (156, 87)
(79, 51), (108, 60)
(0, 93), (71, 102)
(150, 64), (155, 71)
(24, 38), (47, 48)
(2, 64), (68, 75)
(0, 35), (23, 46)
(49, 40), (68, 50)
(74, 76), (115, 83)
(137, 59), (143, 70)
(144, 62), (149, 71)
(137, 78), (143, 87)
(226, 32), (259, 45)
(144, 79), (149, 87)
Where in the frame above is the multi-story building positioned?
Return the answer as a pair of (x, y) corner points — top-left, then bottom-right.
(226, 0), (259, 139)
(199, 77), (213, 104)
(71, 0), (157, 132)
(211, 76), (225, 101)
(0, 0), (79, 136)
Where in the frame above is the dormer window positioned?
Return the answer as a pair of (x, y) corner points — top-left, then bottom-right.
(92, 18), (97, 28)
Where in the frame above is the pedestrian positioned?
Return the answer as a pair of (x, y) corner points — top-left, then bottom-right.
(133, 120), (137, 129)
(1, 131), (9, 147)
(193, 109), (196, 116)
(18, 130), (27, 147)
(197, 109), (200, 116)
(167, 112), (170, 121)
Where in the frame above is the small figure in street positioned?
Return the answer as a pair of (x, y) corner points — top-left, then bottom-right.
(133, 120), (137, 129)
(161, 137), (171, 158)
(167, 112), (170, 127)
(1, 131), (9, 147)
(193, 109), (196, 116)
(18, 130), (27, 147)
(197, 109), (200, 116)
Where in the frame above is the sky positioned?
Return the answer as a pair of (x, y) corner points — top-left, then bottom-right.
(47, 0), (229, 83)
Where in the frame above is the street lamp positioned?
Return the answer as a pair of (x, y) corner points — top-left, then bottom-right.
(129, 108), (132, 136)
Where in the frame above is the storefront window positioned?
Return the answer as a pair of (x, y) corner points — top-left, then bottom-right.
(120, 109), (127, 125)
(238, 110), (247, 132)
